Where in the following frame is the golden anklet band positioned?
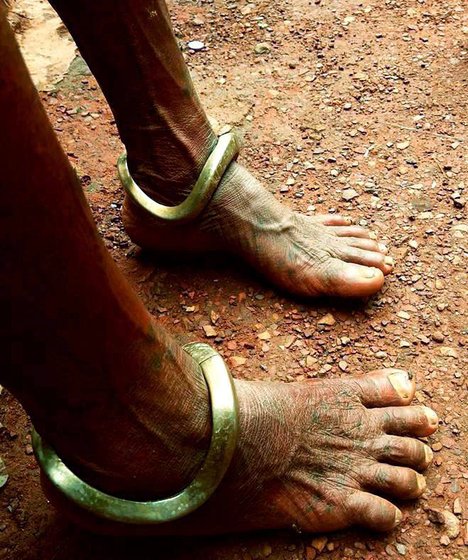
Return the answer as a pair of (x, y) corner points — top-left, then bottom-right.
(117, 132), (241, 223)
(31, 343), (239, 525)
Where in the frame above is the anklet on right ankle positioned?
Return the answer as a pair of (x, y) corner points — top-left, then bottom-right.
(31, 343), (239, 525)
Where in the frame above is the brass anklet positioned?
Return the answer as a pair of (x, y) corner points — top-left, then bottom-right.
(31, 343), (239, 525)
(117, 132), (241, 223)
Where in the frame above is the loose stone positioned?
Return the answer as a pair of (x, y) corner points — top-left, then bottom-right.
(203, 325), (217, 337)
(254, 43), (271, 55)
(187, 40), (205, 51)
(342, 188), (359, 201)
(318, 313), (336, 326)
(431, 330), (445, 343)
(395, 543), (407, 556)
(396, 140), (410, 150)
(310, 536), (328, 552)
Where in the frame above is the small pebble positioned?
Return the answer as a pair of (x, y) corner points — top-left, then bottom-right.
(439, 346), (458, 358)
(431, 331), (445, 343)
(396, 543), (407, 555)
(396, 140), (410, 150)
(311, 536), (328, 552)
(229, 356), (246, 367)
(427, 508), (460, 539)
(258, 331), (271, 341)
(203, 325), (217, 337)
(254, 42), (271, 55)
(440, 535), (450, 546)
(341, 188), (359, 201)
(187, 40), (205, 51)
(318, 313), (336, 326)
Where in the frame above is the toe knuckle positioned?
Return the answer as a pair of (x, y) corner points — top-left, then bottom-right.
(381, 437), (405, 460)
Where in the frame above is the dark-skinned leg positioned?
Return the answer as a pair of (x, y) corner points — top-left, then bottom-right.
(1, 5), (211, 499)
(49, 0), (394, 299)
(1, 10), (438, 536)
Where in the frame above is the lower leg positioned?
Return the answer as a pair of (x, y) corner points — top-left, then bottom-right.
(49, 0), (393, 298)
(1, 9), (438, 536)
(0, 9), (210, 498)
(48, 0), (215, 205)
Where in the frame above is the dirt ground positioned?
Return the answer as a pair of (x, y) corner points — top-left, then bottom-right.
(1, 0), (467, 558)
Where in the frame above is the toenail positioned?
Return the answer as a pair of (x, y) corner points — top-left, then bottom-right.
(388, 371), (411, 399)
(363, 267), (378, 279)
(384, 256), (394, 267)
(369, 232), (377, 240)
(424, 445), (433, 465)
(394, 509), (403, 526)
(379, 243), (388, 253)
(416, 473), (426, 493)
(424, 407), (439, 427)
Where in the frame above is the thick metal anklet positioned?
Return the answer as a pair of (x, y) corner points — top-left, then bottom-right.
(31, 343), (239, 525)
(117, 131), (241, 223)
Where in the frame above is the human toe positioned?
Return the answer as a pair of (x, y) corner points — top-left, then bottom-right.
(353, 369), (415, 407)
(346, 237), (388, 254)
(376, 405), (439, 437)
(313, 259), (384, 297)
(337, 245), (394, 274)
(362, 463), (427, 499)
(372, 435), (433, 470)
(311, 214), (353, 226)
(347, 492), (403, 531)
(330, 225), (371, 238)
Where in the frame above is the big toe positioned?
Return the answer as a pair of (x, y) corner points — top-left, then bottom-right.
(352, 369), (416, 407)
(307, 258), (385, 298)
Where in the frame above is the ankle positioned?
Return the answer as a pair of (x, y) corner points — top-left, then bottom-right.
(125, 124), (217, 207)
(47, 327), (212, 500)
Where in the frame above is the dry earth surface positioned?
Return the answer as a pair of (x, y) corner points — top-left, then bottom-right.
(1, 0), (467, 559)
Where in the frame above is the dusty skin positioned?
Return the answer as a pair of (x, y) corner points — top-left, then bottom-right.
(3, 0), (466, 558)
(45, 0), (393, 300)
(46, 368), (438, 537)
(123, 161), (394, 299)
(0, 4), (437, 539)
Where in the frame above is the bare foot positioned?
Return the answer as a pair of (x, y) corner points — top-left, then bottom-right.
(46, 367), (437, 535)
(123, 162), (394, 298)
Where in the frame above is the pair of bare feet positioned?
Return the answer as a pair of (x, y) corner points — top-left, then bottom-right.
(0, 0), (437, 537)
(66, 157), (437, 536)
